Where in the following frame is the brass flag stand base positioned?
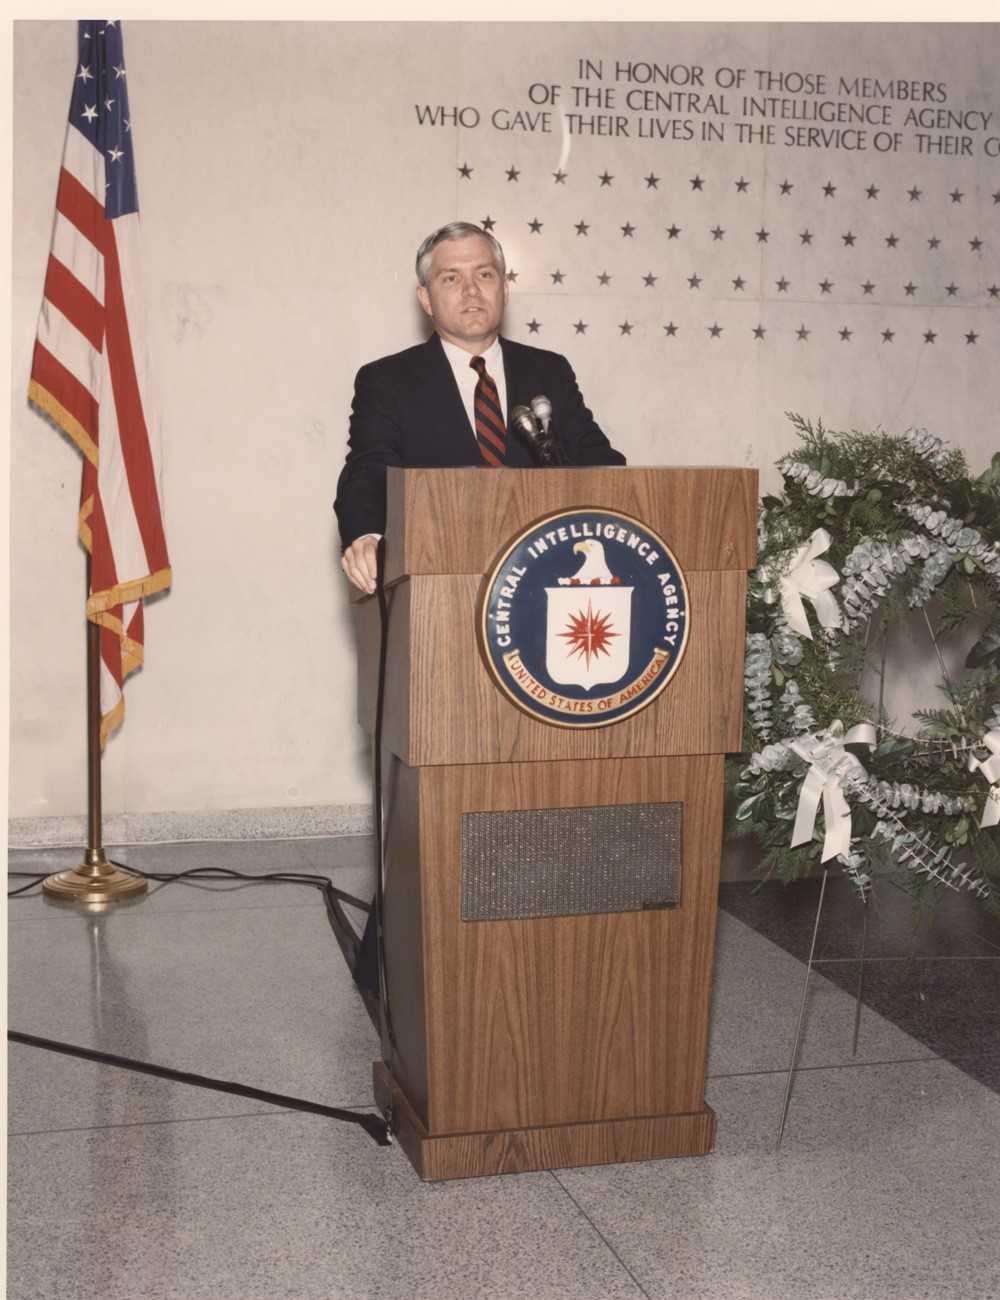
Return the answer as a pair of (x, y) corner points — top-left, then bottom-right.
(45, 572), (148, 907)
(43, 848), (147, 903)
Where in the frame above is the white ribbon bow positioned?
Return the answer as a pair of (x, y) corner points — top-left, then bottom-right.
(785, 721), (878, 862)
(971, 729), (1000, 829)
(763, 528), (844, 640)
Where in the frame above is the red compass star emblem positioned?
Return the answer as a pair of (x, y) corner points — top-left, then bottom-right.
(559, 601), (619, 668)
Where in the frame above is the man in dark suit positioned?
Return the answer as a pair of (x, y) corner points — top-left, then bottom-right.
(335, 221), (625, 592)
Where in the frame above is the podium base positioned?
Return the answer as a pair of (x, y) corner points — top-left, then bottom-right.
(374, 1060), (716, 1182)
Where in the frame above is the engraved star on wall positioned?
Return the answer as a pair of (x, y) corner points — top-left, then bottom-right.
(441, 156), (998, 354)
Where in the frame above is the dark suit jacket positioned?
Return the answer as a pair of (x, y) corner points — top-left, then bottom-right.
(334, 333), (626, 547)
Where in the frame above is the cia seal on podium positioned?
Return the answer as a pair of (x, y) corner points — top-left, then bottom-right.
(478, 508), (690, 728)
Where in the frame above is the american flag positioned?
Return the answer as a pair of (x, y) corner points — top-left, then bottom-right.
(29, 19), (170, 746)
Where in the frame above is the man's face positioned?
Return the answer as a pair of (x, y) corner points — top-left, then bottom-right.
(416, 234), (508, 353)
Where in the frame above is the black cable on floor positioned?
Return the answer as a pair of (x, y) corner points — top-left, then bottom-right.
(7, 565), (399, 1138)
(9, 864), (368, 910)
(10, 865), (370, 1053)
(7, 874), (49, 897)
(13, 863), (370, 1015)
(6, 865), (390, 1144)
(8, 1030), (391, 1145)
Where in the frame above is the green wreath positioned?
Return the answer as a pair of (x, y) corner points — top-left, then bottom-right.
(729, 414), (1000, 912)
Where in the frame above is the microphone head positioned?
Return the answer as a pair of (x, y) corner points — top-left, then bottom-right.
(511, 405), (540, 437)
(529, 395), (552, 429)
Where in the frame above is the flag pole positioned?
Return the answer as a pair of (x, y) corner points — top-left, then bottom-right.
(42, 559), (147, 903)
(30, 21), (169, 903)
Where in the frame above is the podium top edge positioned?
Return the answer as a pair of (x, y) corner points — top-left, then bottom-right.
(382, 466), (759, 582)
(384, 473), (759, 483)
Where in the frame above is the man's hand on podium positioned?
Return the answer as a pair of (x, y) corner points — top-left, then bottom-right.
(342, 534), (380, 594)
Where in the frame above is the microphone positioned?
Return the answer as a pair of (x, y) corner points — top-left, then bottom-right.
(529, 394), (565, 465)
(529, 395), (552, 436)
(510, 405), (549, 465)
(511, 404), (540, 439)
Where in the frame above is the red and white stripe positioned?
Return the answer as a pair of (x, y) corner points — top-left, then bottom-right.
(30, 122), (170, 744)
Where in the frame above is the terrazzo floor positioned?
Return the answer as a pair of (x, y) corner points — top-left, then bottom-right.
(7, 837), (1000, 1300)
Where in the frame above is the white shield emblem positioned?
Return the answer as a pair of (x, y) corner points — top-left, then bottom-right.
(545, 587), (632, 689)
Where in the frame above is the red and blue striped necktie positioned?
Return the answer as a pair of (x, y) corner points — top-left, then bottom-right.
(470, 355), (507, 467)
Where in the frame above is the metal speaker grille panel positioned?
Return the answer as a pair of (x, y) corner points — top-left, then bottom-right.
(460, 802), (683, 922)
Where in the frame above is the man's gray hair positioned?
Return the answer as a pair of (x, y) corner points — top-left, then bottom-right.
(415, 222), (506, 287)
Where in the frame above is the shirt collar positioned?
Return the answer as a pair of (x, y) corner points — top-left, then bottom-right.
(439, 334), (503, 373)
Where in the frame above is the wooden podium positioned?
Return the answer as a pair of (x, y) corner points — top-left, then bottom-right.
(355, 466), (757, 1180)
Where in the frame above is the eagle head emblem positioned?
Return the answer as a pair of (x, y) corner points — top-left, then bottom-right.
(558, 539), (622, 586)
